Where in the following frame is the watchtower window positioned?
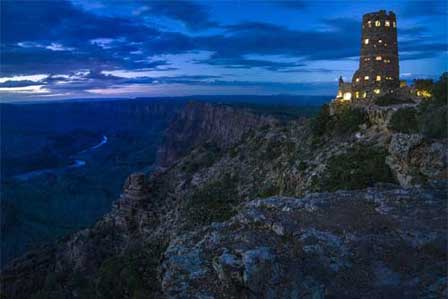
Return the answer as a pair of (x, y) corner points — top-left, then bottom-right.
(376, 75), (381, 81)
(364, 39), (369, 45)
(375, 20), (381, 27)
(385, 20), (390, 27)
(376, 56), (382, 61)
(364, 75), (369, 80)
(343, 92), (352, 100)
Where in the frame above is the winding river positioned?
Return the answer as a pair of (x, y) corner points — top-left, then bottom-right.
(14, 135), (108, 181)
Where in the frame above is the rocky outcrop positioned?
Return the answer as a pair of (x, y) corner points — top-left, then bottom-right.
(364, 103), (416, 129)
(157, 102), (278, 167)
(386, 133), (448, 187)
(161, 187), (447, 298)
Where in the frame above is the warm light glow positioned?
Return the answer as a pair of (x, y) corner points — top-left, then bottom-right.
(364, 39), (369, 45)
(364, 57), (370, 62)
(376, 56), (382, 60)
(385, 20), (390, 27)
(375, 20), (381, 27)
(384, 59), (390, 64)
(362, 92), (367, 98)
(337, 91), (342, 98)
(374, 89), (381, 94)
(343, 92), (352, 100)
(376, 75), (381, 81)
(417, 90), (432, 98)
(355, 91), (359, 98)
(378, 39), (383, 43)
(364, 75), (369, 80)
(367, 20), (372, 27)
(355, 77), (360, 82)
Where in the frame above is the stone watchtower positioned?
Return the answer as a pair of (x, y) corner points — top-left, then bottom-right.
(351, 10), (399, 100)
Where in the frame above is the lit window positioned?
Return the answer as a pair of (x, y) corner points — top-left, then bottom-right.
(362, 92), (367, 98)
(343, 92), (352, 101)
(384, 59), (390, 64)
(364, 57), (370, 62)
(376, 75), (381, 81)
(367, 20), (372, 27)
(355, 77), (360, 82)
(364, 76), (369, 80)
(385, 20), (390, 27)
(364, 39), (369, 45)
(374, 89), (381, 94)
(393, 21), (396, 28)
(376, 56), (382, 61)
(337, 91), (342, 98)
(375, 20), (381, 27)
(355, 91), (360, 98)
(378, 39), (383, 43)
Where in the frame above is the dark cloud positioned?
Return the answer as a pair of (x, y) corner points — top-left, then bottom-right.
(402, 1), (448, 17)
(0, 80), (40, 88)
(141, 1), (218, 30)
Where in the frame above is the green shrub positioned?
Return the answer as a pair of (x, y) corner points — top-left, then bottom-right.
(185, 173), (239, 226)
(388, 107), (419, 134)
(298, 161), (308, 171)
(333, 106), (368, 134)
(417, 73), (448, 139)
(418, 101), (448, 139)
(96, 242), (166, 299)
(321, 145), (395, 192)
(311, 104), (331, 137)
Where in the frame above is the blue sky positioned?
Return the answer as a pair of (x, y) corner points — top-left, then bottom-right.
(1, 0), (447, 101)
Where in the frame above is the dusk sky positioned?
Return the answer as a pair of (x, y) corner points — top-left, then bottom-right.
(1, 0), (447, 101)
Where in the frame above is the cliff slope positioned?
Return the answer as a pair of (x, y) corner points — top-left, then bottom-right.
(1, 101), (447, 299)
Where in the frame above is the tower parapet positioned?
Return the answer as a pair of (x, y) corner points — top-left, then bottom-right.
(351, 10), (400, 100)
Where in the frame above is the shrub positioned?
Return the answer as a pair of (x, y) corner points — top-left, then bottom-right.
(388, 107), (419, 134)
(418, 100), (448, 139)
(96, 242), (167, 299)
(311, 104), (331, 137)
(185, 173), (239, 226)
(321, 145), (395, 192)
(333, 106), (368, 134)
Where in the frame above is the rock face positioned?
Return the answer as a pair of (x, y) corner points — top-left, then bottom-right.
(386, 133), (448, 187)
(161, 187), (447, 298)
(156, 102), (277, 167)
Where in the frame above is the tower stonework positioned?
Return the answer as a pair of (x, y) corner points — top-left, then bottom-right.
(351, 10), (400, 100)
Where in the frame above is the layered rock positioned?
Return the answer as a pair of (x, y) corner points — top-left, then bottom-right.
(156, 102), (278, 167)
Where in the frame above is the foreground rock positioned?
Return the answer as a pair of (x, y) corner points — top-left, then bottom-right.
(162, 187), (447, 298)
